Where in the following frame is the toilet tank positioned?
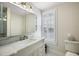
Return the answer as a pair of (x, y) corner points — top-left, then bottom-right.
(65, 40), (79, 54)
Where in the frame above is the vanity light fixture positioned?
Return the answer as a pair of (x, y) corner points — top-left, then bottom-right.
(13, 2), (32, 10)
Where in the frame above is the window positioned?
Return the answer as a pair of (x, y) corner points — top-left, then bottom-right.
(41, 9), (56, 45)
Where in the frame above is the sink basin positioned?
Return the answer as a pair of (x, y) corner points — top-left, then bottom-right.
(65, 40), (79, 54)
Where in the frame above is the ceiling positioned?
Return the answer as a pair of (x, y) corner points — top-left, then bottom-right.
(31, 2), (63, 11)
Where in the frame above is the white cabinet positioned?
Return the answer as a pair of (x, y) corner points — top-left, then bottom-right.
(11, 39), (45, 56)
(32, 45), (45, 56)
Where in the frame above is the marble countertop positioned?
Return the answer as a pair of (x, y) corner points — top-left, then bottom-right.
(0, 39), (42, 56)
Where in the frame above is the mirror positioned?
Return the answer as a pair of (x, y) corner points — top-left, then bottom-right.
(25, 13), (37, 35)
(0, 3), (37, 46)
(0, 3), (37, 37)
(0, 4), (7, 37)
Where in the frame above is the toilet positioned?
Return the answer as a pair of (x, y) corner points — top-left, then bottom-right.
(65, 51), (78, 56)
(64, 34), (79, 56)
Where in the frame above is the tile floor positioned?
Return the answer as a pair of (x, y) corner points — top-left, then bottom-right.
(45, 52), (59, 56)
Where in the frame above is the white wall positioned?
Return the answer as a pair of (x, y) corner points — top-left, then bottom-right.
(57, 3), (79, 53)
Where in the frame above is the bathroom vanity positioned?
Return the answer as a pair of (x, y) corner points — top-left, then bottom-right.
(0, 38), (45, 56)
(0, 2), (43, 56)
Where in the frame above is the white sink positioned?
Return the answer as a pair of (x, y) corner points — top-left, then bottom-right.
(65, 40), (79, 54)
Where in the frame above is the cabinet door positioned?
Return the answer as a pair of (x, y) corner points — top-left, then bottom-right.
(31, 45), (45, 56)
(38, 45), (45, 56)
